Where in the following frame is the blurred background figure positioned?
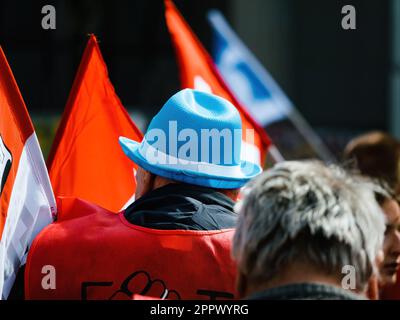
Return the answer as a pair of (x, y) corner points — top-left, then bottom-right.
(233, 161), (385, 300)
(344, 131), (400, 298)
(344, 132), (400, 195)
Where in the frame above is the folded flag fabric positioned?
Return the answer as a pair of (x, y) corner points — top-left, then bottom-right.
(164, 0), (271, 167)
(0, 47), (56, 299)
(208, 10), (334, 162)
(47, 35), (143, 213)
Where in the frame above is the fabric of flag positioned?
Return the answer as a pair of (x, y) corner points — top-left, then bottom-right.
(164, 0), (270, 167)
(0, 47), (56, 299)
(47, 35), (143, 213)
(208, 10), (334, 162)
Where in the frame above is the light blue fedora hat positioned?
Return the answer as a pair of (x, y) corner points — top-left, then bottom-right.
(119, 89), (262, 189)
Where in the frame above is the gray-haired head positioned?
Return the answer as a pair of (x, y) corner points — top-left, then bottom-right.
(233, 160), (386, 293)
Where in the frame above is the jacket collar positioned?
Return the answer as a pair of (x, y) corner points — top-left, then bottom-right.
(128, 183), (235, 212)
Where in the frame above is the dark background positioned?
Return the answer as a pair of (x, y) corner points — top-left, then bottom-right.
(0, 0), (393, 156)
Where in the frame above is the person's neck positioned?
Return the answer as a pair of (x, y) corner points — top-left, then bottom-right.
(245, 261), (354, 297)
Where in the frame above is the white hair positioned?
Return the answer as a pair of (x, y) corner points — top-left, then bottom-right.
(233, 160), (386, 291)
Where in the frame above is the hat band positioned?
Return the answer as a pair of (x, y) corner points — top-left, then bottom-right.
(138, 140), (245, 177)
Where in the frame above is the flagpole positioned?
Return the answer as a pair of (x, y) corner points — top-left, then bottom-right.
(268, 144), (285, 163)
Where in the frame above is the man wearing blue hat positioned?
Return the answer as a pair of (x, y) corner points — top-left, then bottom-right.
(119, 88), (262, 224)
(23, 89), (262, 300)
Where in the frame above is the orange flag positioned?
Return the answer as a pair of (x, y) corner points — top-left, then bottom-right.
(47, 35), (143, 213)
(0, 47), (55, 298)
(165, 0), (270, 166)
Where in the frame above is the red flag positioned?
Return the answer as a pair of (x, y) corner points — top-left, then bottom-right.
(0, 47), (55, 298)
(164, 0), (270, 166)
(47, 35), (143, 213)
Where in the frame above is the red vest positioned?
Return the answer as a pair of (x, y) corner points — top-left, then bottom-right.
(25, 197), (237, 300)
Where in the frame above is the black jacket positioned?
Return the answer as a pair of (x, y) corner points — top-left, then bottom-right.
(124, 183), (237, 230)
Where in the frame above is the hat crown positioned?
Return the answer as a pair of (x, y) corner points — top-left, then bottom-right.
(143, 89), (242, 166)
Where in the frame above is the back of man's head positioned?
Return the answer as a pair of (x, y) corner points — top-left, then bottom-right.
(233, 161), (386, 297)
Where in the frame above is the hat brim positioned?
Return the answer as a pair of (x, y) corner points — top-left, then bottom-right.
(119, 137), (262, 189)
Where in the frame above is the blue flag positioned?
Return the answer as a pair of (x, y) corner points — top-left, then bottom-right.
(208, 10), (334, 162)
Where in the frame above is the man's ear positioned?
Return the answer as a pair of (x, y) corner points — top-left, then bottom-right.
(135, 167), (155, 200)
